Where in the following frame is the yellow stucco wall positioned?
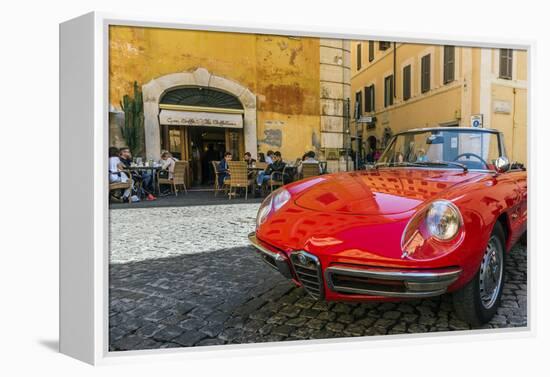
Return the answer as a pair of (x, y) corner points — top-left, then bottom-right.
(350, 41), (528, 165)
(109, 26), (321, 160)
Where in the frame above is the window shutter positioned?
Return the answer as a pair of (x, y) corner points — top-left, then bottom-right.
(364, 86), (371, 112)
(355, 91), (362, 118)
(444, 46), (455, 84)
(421, 54), (431, 93)
(371, 85), (375, 112)
(403, 65), (411, 100)
(385, 76), (394, 107)
(357, 44), (362, 70)
(369, 41), (374, 62)
(500, 49), (513, 79)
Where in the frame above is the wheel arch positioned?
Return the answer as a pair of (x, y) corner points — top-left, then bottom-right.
(496, 212), (512, 251)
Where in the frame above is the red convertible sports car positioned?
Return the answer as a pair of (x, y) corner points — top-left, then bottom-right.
(249, 127), (527, 325)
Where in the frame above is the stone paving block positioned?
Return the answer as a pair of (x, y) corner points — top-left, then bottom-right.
(172, 330), (207, 347)
(152, 325), (184, 341)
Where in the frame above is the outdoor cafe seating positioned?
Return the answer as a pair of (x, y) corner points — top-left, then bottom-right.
(156, 160), (189, 196)
(109, 171), (133, 203)
(227, 161), (254, 200)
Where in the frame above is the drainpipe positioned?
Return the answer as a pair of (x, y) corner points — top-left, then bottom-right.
(393, 42), (397, 99)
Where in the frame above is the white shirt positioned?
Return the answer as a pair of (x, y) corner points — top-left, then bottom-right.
(109, 156), (128, 183)
(161, 157), (177, 179)
(265, 156), (273, 164)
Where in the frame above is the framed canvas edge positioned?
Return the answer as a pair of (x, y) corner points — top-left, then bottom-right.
(59, 10), (536, 365)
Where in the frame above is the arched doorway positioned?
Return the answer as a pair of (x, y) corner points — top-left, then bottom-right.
(142, 68), (258, 186)
(159, 87), (245, 185)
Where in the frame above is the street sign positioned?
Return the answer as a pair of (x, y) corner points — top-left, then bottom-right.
(358, 116), (376, 124)
(471, 114), (483, 128)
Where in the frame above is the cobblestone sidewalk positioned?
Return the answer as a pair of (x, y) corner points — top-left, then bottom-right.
(109, 204), (258, 264)
(109, 242), (527, 351)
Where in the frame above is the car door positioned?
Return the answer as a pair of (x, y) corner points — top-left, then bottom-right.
(496, 168), (527, 248)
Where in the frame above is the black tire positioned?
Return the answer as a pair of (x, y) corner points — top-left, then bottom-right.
(453, 222), (506, 326)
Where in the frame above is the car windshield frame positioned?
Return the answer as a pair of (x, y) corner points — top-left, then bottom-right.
(376, 127), (506, 173)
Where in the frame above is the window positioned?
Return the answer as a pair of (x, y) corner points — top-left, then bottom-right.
(384, 75), (394, 107)
(368, 41), (374, 62)
(355, 91), (363, 118)
(365, 85), (375, 112)
(443, 46), (455, 84)
(421, 54), (431, 93)
(356, 43), (362, 70)
(379, 41), (391, 51)
(499, 49), (513, 79)
(403, 65), (411, 101)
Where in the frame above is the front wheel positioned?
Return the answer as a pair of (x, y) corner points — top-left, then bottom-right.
(452, 222), (505, 326)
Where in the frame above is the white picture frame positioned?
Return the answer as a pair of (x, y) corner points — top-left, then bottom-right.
(59, 11), (534, 365)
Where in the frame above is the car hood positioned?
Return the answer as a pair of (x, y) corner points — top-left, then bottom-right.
(293, 168), (486, 215)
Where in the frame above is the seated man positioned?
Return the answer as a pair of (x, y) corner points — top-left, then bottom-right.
(257, 151), (286, 187)
(244, 151), (256, 167)
(119, 147), (156, 201)
(218, 151), (232, 187)
(297, 150), (320, 177)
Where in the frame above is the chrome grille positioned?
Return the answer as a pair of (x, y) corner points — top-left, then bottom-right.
(290, 251), (324, 299)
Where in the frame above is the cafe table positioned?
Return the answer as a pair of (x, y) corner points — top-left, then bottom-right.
(128, 165), (162, 194)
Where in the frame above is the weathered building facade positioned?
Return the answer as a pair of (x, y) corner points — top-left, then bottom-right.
(350, 42), (528, 165)
(109, 26), (351, 181)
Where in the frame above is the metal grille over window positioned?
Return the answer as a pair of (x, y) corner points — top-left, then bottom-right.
(421, 54), (431, 93)
(499, 49), (513, 79)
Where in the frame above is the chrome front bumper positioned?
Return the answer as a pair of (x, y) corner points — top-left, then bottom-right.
(249, 232), (461, 299)
(248, 232), (292, 279)
(325, 265), (462, 298)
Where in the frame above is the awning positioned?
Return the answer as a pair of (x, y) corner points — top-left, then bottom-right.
(159, 109), (243, 129)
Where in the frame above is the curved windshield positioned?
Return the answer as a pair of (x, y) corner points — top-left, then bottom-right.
(378, 129), (502, 171)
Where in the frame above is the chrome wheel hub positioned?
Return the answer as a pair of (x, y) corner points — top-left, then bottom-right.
(479, 236), (504, 309)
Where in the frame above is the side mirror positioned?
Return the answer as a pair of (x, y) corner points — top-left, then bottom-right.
(495, 156), (510, 173)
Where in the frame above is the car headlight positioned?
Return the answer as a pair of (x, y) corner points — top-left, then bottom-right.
(425, 200), (462, 240)
(272, 188), (291, 211)
(256, 193), (273, 228)
(256, 189), (291, 228)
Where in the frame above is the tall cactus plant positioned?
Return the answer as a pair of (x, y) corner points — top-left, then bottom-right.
(120, 81), (144, 156)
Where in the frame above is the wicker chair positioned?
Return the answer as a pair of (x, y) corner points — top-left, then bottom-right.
(255, 161), (268, 170)
(268, 166), (288, 193)
(173, 160), (188, 195)
(157, 161), (188, 196)
(211, 161), (223, 196)
(227, 161), (252, 199)
(302, 162), (321, 179)
(109, 171), (133, 203)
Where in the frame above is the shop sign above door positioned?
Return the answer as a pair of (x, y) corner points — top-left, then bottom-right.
(159, 110), (243, 128)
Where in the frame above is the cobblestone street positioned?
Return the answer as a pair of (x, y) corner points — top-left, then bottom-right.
(109, 204), (527, 351)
